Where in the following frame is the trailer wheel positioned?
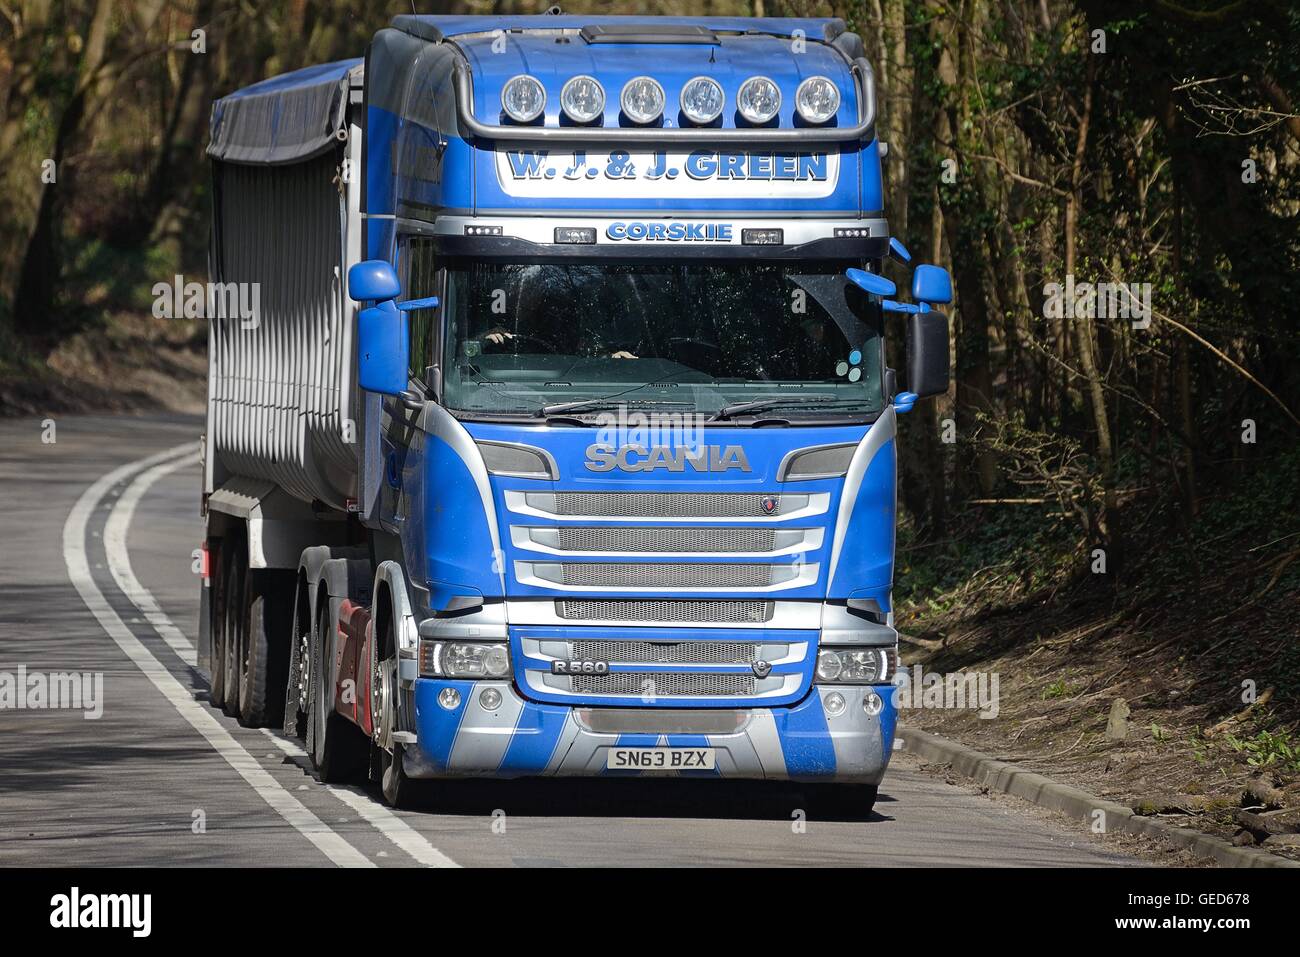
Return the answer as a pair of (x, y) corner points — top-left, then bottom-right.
(307, 596), (367, 782)
(220, 545), (245, 718)
(238, 571), (290, 728)
(283, 580), (310, 739)
(208, 547), (227, 710)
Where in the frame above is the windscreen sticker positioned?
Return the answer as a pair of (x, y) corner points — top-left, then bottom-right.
(496, 148), (841, 199)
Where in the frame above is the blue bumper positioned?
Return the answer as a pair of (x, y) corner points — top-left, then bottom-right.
(408, 678), (897, 783)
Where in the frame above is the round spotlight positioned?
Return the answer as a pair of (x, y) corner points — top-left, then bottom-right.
(679, 76), (725, 125)
(620, 76), (665, 124)
(437, 687), (461, 710)
(479, 687), (503, 711)
(560, 75), (605, 124)
(501, 74), (546, 123)
(825, 692), (847, 717)
(737, 76), (781, 124)
(816, 649), (843, 682)
(795, 75), (840, 124)
(483, 645), (510, 678)
(864, 691), (885, 716)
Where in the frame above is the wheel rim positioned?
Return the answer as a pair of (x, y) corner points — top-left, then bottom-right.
(297, 627), (310, 712)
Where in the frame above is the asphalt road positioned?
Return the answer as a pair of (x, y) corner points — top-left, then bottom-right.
(0, 414), (1149, 867)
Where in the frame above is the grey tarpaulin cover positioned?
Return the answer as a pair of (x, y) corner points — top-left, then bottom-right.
(207, 58), (363, 165)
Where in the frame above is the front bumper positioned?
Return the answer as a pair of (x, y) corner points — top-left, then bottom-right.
(407, 678), (897, 783)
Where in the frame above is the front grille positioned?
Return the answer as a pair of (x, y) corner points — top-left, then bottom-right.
(557, 599), (773, 623)
(560, 563), (779, 588)
(548, 526), (778, 553)
(535, 491), (798, 518)
(572, 639), (759, 665)
(571, 672), (756, 697)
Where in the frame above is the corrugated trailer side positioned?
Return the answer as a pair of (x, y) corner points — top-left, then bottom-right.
(199, 59), (366, 727)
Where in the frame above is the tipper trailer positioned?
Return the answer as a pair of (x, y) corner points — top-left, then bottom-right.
(200, 13), (952, 809)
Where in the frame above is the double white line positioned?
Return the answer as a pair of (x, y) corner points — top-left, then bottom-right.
(63, 442), (457, 868)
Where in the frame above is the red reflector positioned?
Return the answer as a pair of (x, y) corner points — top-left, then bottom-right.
(200, 542), (211, 580)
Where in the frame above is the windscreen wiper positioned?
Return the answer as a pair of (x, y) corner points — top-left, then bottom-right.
(539, 397), (693, 417)
(708, 395), (867, 422)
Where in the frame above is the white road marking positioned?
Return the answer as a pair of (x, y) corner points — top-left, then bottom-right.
(64, 443), (374, 868)
(260, 728), (460, 868)
(103, 454), (198, 666)
(101, 444), (461, 868)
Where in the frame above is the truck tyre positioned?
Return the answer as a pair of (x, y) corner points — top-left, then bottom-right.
(238, 571), (290, 728)
(208, 546), (227, 711)
(380, 745), (426, 809)
(307, 597), (368, 782)
(220, 545), (245, 718)
(374, 612), (427, 809)
(283, 581), (310, 739)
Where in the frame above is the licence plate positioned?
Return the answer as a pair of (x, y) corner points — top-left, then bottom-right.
(606, 747), (716, 771)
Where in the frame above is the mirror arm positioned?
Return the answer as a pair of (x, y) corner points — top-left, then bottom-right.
(397, 389), (425, 413)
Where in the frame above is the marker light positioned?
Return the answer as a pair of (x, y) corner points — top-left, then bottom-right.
(501, 75), (546, 123)
(795, 75), (840, 124)
(679, 76), (725, 124)
(621, 76), (665, 124)
(737, 76), (781, 124)
(560, 75), (605, 123)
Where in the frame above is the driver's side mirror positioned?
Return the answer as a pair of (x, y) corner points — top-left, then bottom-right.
(348, 260), (439, 398)
(906, 310), (950, 399)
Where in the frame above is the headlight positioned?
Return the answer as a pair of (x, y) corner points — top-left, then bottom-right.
(423, 641), (510, 678)
(737, 76), (781, 124)
(795, 75), (840, 124)
(778, 442), (857, 481)
(475, 440), (556, 479)
(560, 75), (605, 123)
(620, 76), (665, 124)
(816, 646), (895, 683)
(501, 74), (546, 122)
(679, 76), (724, 124)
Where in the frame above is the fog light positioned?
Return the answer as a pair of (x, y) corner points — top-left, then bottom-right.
(479, 687), (503, 711)
(795, 75), (840, 124)
(737, 76), (781, 124)
(560, 75), (605, 123)
(621, 76), (665, 124)
(864, 691), (884, 716)
(824, 691), (847, 716)
(501, 75), (546, 123)
(679, 76), (724, 124)
(437, 687), (461, 710)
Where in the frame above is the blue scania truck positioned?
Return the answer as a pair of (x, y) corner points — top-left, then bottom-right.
(199, 13), (951, 810)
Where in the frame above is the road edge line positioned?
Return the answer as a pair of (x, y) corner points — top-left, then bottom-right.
(107, 446), (460, 868)
(897, 726), (1299, 869)
(63, 443), (374, 869)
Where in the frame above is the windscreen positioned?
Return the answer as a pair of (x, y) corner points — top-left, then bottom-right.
(439, 259), (884, 421)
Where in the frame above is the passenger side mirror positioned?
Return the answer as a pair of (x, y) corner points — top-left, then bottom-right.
(905, 310), (950, 399)
(348, 260), (410, 397)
